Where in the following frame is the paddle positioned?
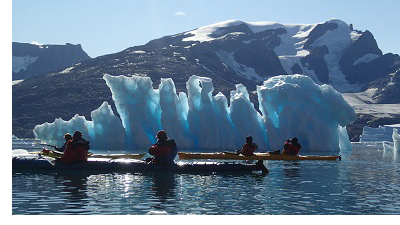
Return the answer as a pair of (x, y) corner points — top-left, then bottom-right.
(37, 153), (56, 166)
(222, 148), (240, 155)
(255, 160), (269, 175)
(39, 143), (57, 148)
(143, 157), (155, 172)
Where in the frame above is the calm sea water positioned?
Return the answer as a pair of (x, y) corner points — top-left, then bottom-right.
(12, 142), (400, 215)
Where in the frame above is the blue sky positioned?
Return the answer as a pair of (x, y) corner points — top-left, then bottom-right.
(12, 0), (400, 58)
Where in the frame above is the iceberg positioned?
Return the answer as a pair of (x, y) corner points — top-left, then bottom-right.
(33, 74), (356, 153)
(360, 124), (400, 142)
(393, 128), (400, 152)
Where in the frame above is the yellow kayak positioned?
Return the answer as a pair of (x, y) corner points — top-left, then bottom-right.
(32, 150), (145, 159)
(178, 152), (341, 161)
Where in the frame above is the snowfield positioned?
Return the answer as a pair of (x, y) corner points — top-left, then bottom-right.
(342, 90), (400, 117)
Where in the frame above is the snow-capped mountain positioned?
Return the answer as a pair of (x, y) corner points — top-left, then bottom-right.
(12, 19), (400, 139)
(143, 19), (399, 93)
(12, 42), (91, 81)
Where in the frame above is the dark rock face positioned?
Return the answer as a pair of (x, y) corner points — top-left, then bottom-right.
(291, 63), (303, 74)
(304, 22), (338, 49)
(12, 42), (91, 80)
(339, 30), (384, 84)
(346, 53), (400, 87)
(233, 46), (287, 77)
(12, 20), (400, 138)
(301, 46), (330, 83)
(370, 69), (400, 103)
(347, 113), (400, 142)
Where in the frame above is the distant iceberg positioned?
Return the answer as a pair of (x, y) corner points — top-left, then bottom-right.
(393, 128), (400, 152)
(360, 124), (400, 142)
(34, 74), (356, 153)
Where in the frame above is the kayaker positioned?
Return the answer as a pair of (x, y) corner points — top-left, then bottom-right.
(54, 133), (72, 152)
(237, 136), (258, 156)
(282, 137), (302, 155)
(148, 130), (178, 164)
(61, 130), (91, 163)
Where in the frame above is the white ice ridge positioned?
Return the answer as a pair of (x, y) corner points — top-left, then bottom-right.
(393, 128), (400, 152)
(360, 124), (400, 142)
(33, 74), (356, 153)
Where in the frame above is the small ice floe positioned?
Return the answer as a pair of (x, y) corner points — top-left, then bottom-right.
(146, 210), (168, 215)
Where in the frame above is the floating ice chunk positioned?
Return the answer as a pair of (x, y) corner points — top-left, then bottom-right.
(186, 75), (235, 150)
(33, 102), (125, 150)
(159, 78), (193, 149)
(146, 210), (168, 215)
(12, 149), (31, 156)
(360, 124), (400, 142)
(393, 128), (400, 152)
(257, 75), (356, 152)
(33, 114), (91, 147)
(90, 101), (126, 149)
(104, 74), (162, 149)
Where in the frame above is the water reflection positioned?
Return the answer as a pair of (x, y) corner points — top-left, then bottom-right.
(54, 173), (90, 213)
(13, 146), (400, 214)
(151, 172), (176, 203)
(283, 162), (301, 178)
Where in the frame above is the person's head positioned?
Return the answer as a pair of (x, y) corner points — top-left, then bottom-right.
(64, 133), (72, 141)
(292, 137), (298, 143)
(73, 130), (83, 141)
(156, 130), (168, 141)
(246, 136), (253, 144)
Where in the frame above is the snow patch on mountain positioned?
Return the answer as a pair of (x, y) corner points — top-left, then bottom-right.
(274, 24), (315, 56)
(59, 66), (74, 74)
(306, 20), (363, 92)
(12, 80), (24, 85)
(183, 20), (244, 42)
(182, 19), (366, 92)
(130, 50), (146, 54)
(343, 89), (400, 118)
(12, 55), (38, 73)
(274, 24), (315, 75)
(353, 53), (381, 66)
(216, 50), (265, 82)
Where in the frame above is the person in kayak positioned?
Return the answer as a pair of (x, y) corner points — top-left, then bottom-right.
(237, 136), (258, 156)
(282, 137), (302, 155)
(61, 130), (91, 163)
(53, 133), (72, 152)
(148, 130), (178, 164)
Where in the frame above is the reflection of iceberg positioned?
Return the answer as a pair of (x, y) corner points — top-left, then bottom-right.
(34, 74), (355, 153)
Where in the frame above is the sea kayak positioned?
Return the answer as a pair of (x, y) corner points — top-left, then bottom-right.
(178, 152), (341, 161)
(32, 150), (145, 159)
(12, 155), (268, 174)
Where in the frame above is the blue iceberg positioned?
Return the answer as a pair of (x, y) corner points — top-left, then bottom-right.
(33, 74), (356, 153)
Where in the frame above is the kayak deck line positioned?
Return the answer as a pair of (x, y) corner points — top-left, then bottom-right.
(178, 152), (341, 161)
(30, 151), (146, 159)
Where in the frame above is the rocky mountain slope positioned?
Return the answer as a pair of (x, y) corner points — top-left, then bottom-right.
(12, 42), (91, 80)
(12, 19), (400, 139)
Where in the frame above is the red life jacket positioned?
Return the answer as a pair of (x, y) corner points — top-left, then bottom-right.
(148, 139), (178, 164)
(148, 145), (172, 156)
(283, 141), (301, 155)
(240, 143), (257, 156)
(61, 139), (89, 163)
